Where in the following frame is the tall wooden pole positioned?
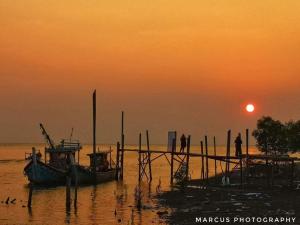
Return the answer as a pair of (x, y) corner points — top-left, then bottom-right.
(146, 130), (152, 182)
(226, 130), (231, 178)
(121, 111), (124, 147)
(92, 90), (97, 178)
(121, 111), (125, 151)
(186, 135), (191, 180)
(170, 138), (175, 185)
(246, 129), (249, 183)
(70, 154), (78, 208)
(74, 175), (78, 209)
(240, 148), (243, 186)
(27, 183), (33, 208)
(200, 141), (204, 180)
(138, 133), (142, 182)
(109, 146), (112, 169)
(213, 136), (217, 178)
(66, 176), (71, 211)
(120, 112), (124, 180)
(205, 136), (209, 182)
(115, 142), (120, 180)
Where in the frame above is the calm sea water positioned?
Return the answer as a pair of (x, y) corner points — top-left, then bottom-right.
(0, 144), (259, 225)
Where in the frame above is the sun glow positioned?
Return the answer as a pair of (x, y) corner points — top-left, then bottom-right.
(246, 104), (255, 113)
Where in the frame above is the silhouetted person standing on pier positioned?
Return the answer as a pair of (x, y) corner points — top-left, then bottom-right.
(235, 133), (242, 157)
(180, 134), (187, 152)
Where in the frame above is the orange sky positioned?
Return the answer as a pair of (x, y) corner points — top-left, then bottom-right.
(0, 0), (300, 144)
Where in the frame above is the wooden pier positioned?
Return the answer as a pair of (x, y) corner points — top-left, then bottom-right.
(115, 113), (300, 188)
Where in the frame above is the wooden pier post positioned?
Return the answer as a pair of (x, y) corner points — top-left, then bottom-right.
(70, 154), (78, 208)
(200, 141), (204, 180)
(205, 136), (209, 182)
(246, 129), (249, 183)
(115, 142), (120, 180)
(120, 145), (125, 180)
(213, 136), (217, 178)
(170, 138), (175, 185)
(146, 130), (152, 182)
(28, 148), (36, 208)
(121, 111), (124, 148)
(226, 130), (231, 180)
(120, 148), (124, 180)
(27, 183), (33, 208)
(138, 133), (142, 182)
(186, 135), (191, 180)
(109, 146), (112, 169)
(66, 176), (71, 211)
(92, 90), (97, 180)
(120, 111), (125, 180)
(240, 147), (243, 186)
(74, 178), (78, 208)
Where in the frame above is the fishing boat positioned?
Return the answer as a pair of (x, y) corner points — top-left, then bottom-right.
(24, 91), (116, 185)
(76, 151), (116, 184)
(23, 124), (81, 185)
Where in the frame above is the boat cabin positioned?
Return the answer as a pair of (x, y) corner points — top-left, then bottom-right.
(87, 151), (111, 172)
(46, 139), (82, 170)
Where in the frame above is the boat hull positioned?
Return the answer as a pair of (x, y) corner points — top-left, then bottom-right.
(24, 161), (66, 185)
(24, 161), (116, 186)
(76, 166), (116, 184)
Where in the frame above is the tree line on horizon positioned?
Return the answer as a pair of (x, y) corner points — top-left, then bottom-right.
(252, 116), (300, 155)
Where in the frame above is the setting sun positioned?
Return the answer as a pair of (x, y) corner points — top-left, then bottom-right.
(246, 104), (255, 113)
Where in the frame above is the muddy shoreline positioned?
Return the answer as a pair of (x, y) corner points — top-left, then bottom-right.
(156, 179), (300, 225)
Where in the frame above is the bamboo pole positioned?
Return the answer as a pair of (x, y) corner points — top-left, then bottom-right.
(213, 136), (217, 178)
(115, 142), (120, 180)
(74, 177), (78, 208)
(205, 136), (209, 182)
(170, 138), (175, 185)
(120, 112), (125, 180)
(66, 176), (71, 211)
(186, 135), (191, 180)
(146, 130), (152, 182)
(240, 146), (243, 186)
(92, 90), (97, 179)
(120, 145), (124, 180)
(138, 133), (142, 182)
(200, 141), (204, 180)
(70, 154), (78, 208)
(109, 146), (112, 169)
(27, 183), (33, 208)
(121, 111), (124, 147)
(226, 130), (231, 179)
(246, 129), (249, 183)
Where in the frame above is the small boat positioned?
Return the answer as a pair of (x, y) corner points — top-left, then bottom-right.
(76, 151), (116, 184)
(24, 124), (116, 185)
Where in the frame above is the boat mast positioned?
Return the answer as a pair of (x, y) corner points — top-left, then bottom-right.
(92, 90), (97, 177)
(39, 123), (55, 149)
